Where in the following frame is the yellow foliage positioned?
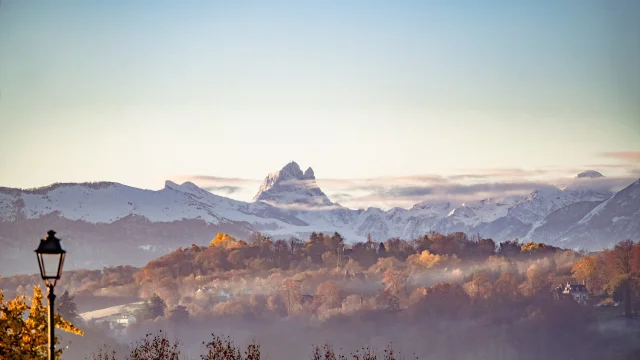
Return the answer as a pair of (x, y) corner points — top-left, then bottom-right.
(571, 256), (601, 292)
(408, 250), (457, 269)
(407, 250), (461, 270)
(521, 242), (544, 253)
(0, 286), (83, 359)
(210, 233), (238, 249)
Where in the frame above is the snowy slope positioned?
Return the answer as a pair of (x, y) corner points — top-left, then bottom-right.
(557, 179), (640, 250)
(0, 181), (305, 228)
(1, 163), (637, 275)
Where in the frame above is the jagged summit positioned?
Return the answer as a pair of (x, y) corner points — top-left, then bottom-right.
(253, 161), (333, 208)
(303, 167), (315, 180)
(576, 170), (604, 179)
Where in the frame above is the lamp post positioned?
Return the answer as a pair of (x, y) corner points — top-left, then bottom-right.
(35, 230), (66, 360)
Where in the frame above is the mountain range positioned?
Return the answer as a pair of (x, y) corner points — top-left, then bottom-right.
(1, 162), (639, 275)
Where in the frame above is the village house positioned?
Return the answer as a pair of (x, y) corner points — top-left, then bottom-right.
(555, 282), (589, 305)
(114, 314), (137, 327)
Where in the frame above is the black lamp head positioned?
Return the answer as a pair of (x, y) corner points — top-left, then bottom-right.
(35, 230), (66, 285)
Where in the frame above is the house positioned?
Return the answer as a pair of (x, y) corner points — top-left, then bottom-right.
(196, 286), (233, 301)
(560, 283), (589, 305)
(114, 314), (137, 327)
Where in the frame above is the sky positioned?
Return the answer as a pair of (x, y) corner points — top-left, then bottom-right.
(1, 1), (639, 208)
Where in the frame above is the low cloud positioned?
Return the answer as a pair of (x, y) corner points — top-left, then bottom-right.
(175, 168), (640, 210)
(175, 175), (261, 186)
(599, 151), (640, 162)
(455, 168), (552, 178)
(377, 181), (552, 198)
(203, 186), (243, 195)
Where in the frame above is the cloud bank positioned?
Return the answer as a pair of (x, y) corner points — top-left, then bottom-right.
(174, 164), (640, 210)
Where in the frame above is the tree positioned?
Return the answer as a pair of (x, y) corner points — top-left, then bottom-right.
(279, 279), (302, 315)
(139, 294), (166, 321)
(325, 232), (344, 251)
(315, 280), (342, 309)
(321, 251), (338, 267)
(0, 286), (83, 359)
(494, 271), (520, 300)
(476, 238), (496, 259)
(409, 282), (470, 319)
(383, 267), (409, 297)
(498, 240), (521, 258)
(521, 262), (552, 297)
(210, 233), (240, 249)
(407, 250), (443, 269)
(288, 237), (304, 255)
(57, 289), (79, 322)
(128, 331), (180, 360)
(464, 271), (494, 300)
(378, 242), (387, 257)
(572, 256), (606, 293)
(605, 240), (638, 317)
(248, 232), (271, 248)
(201, 334), (260, 360)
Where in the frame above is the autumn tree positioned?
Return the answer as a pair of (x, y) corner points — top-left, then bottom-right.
(384, 238), (415, 260)
(383, 267), (410, 298)
(248, 232), (271, 247)
(0, 286), (83, 359)
(324, 232), (344, 251)
(279, 278), (302, 315)
(605, 240), (639, 317)
(520, 261), (553, 297)
(409, 282), (470, 319)
(572, 255), (606, 294)
(464, 271), (494, 301)
(210, 233), (245, 250)
(494, 271), (521, 300)
(476, 238), (496, 259)
(350, 242), (378, 268)
(315, 280), (342, 310)
(407, 250), (452, 270)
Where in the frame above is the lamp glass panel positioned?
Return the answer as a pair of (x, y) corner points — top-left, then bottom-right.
(40, 253), (61, 278)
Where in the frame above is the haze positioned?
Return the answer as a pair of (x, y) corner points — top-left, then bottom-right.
(1, 0), (639, 206)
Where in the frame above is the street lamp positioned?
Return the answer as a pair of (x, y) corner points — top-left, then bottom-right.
(35, 230), (66, 360)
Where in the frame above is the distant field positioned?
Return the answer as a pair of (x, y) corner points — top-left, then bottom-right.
(79, 301), (145, 321)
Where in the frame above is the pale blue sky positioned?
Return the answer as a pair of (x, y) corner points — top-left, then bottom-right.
(1, 0), (639, 197)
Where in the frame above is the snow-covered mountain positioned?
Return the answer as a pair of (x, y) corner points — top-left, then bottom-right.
(1, 162), (637, 275)
(0, 180), (306, 227)
(0, 180), (310, 275)
(556, 179), (640, 249)
(252, 162), (333, 208)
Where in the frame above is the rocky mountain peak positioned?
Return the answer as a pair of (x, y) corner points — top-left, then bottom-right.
(279, 161), (304, 179)
(303, 167), (315, 180)
(252, 161), (333, 208)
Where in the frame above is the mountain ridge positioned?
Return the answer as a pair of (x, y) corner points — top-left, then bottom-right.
(1, 162), (638, 275)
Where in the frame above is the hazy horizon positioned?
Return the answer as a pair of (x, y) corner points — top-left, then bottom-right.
(1, 0), (639, 199)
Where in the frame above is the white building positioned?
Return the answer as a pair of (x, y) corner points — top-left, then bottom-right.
(562, 283), (589, 305)
(114, 314), (137, 327)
